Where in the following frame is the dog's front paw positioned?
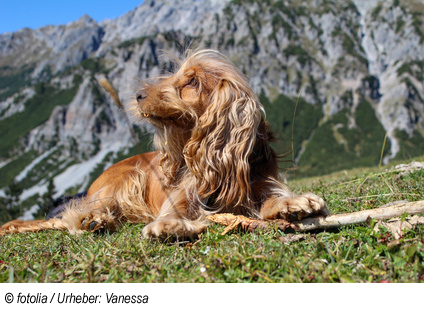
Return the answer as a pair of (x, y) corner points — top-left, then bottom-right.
(261, 193), (329, 221)
(142, 218), (207, 239)
(80, 212), (117, 233)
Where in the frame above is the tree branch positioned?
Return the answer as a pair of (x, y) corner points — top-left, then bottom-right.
(207, 200), (424, 234)
(293, 200), (424, 231)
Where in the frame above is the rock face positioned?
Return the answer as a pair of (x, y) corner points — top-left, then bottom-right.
(0, 15), (104, 76)
(0, 0), (423, 216)
(354, 0), (424, 159)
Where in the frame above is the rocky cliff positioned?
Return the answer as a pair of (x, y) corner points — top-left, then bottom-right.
(0, 0), (423, 219)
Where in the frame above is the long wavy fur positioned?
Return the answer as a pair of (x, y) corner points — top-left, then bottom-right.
(133, 50), (264, 212)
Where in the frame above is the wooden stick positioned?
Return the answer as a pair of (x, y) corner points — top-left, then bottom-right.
(207, 200), (424, 234)
(293, 200), (424, 231)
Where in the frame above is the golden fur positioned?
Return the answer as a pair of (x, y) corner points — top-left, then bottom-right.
(0, 50), (329, 238)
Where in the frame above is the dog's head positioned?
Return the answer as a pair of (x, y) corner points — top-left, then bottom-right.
(133, 50), (265, 209)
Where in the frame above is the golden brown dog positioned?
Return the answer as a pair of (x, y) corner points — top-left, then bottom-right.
(0, 50), (329, 238)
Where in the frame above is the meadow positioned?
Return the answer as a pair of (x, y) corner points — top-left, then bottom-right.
(1, 156), (423, 283)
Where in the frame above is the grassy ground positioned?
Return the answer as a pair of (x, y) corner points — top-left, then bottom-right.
(1, 156), (424, 283)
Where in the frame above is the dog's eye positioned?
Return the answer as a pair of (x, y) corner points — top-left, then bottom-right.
(185, 78), (198, 88)
(136, 91), (146, 103)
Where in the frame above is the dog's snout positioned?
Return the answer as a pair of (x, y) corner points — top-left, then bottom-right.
(136, 91), (147, 103)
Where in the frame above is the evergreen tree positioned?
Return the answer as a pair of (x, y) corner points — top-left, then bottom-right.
(36, 178), (56, 218)
(0, 179), (23, 223)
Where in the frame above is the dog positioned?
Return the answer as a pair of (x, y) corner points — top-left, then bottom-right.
(0, 49), (329, 238)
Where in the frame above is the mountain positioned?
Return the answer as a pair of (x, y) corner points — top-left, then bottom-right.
(0, 0), (423, 221)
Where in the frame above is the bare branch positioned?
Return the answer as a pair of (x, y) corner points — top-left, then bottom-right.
(294, 200), (424, 231)
(207, 200), (424, 234)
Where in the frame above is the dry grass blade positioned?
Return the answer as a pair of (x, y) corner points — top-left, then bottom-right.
(379, 132), (388, 169)
(99, 77), (123, 109)
(98, 77), (140, 147)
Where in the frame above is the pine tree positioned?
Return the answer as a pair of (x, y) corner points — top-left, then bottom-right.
(0, 179), (23, 223)
(36, 178), (57, 218)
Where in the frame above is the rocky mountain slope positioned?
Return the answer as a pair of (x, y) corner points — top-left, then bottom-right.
(0, 0), (423, 220)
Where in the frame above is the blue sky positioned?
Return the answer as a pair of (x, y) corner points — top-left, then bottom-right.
(0, 0), (143, 34)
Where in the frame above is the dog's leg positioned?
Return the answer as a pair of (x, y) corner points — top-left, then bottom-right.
(0, 195), (117, 235)
(0, 218), (66, 235)
(258, 179), (330, 221)
(142, 189), (208, 239)
(58, 194), (122, 234)
(71, 156), (158, 234)
(0, 203), (120, 236)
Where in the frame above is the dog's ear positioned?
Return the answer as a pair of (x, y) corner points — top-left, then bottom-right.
(184, 78), (261, 210)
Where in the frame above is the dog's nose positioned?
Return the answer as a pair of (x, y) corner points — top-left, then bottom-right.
(136, 91), (147, 103)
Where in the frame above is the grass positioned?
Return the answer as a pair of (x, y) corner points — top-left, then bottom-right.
(1, 156), (424, 283)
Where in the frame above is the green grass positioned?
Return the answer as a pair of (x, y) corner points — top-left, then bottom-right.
(1, 156), (424, 283)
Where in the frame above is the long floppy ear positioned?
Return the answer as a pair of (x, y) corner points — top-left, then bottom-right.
(183, 78), (262, 210)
